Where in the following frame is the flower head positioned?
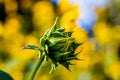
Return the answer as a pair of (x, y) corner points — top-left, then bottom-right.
(24, 17), (82, 72)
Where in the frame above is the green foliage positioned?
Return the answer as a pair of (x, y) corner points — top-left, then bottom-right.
(23, 45), (40, 50)
(0, 70), (13, 80)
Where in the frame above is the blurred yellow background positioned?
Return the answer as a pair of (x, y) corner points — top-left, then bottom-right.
(0, 0), (120, 80)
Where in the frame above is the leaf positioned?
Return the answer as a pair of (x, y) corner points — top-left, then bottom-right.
(49, 63), (57, 74)
(43, 29), (49, 38)
(45, 45), (49, 54)
(48, 37), (67, 45)
(72, 42), (83, 50)
(51, 31), (65, 37)
(75, 48), (83, 56)
(47, 17), (59, 38)
(0, 70), (13, 80)
(63, 31), (73, 37)
(23, 45), (40, 50)
(63, 56), (79, 61)
(57, 27), (65, 32)
(60, 62), (71, 71)
(45, 55), (49, 61)
(51, 60), (58, 67)
(40, 37), (46, 47)
(53, 52), (65, 58)
(49, 43), (65, 51)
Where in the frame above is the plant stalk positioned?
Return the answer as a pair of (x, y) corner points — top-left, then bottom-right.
(29, 54), (45, 80)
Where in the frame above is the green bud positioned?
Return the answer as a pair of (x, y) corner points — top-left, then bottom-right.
(24, 17), (83, 72)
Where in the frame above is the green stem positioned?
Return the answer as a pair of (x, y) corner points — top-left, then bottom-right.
(29, 54), (45, 80)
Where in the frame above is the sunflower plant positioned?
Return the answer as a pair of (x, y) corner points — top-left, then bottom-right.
(23, 17), (82, 80)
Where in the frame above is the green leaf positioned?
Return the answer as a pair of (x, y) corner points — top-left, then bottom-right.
(43, 29), (49, 38)
(72, 42), (83, 50)
(40, 37), (46, 47)
(75, 48), (83, 56)
(60, 62), (71, 71)
(51, 31), (65, 37)
(51, 59), (58, 67)
(49, 43), (65, 51)
(48, 37), (67, 45)
(23, 45), (40, 50)
(64, 57), (79, 61)
(0, 70), (13, 80)
(49, 63), (57, 74)
(63, 31), (73, 37)
(45, 45), (49, 54)
(53, 52), (65, 58)
(45, 55), (49, 61)
(57, 27), (65, 32)
(47, 17), (59, 38)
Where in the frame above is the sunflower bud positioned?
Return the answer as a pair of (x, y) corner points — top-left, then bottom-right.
(24, 17), (82, 72)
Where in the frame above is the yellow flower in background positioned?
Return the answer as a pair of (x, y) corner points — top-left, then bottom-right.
(60, 6), (79, 30)
(32, 1), (55, 28)
(93, 22), (112, 46)
(0, 17), (23, 60)
(106, 61), (120, 79)
(3, 17), (21, 38)
(4, 0), (18, 14)
(32, 1), (56, 37)
(74, 41), (92, 69)
(70, 27), (91, 69)
(58, 0), (71, 14)
(35, 74), (50, 80)
(20, 0), (32, 10)
(53, 65), (76, 80)
(4, 33), (24, 57)
(72, 27), (88, 43)
(24, 35), (39, 45)
(95, 8), (106, 19)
